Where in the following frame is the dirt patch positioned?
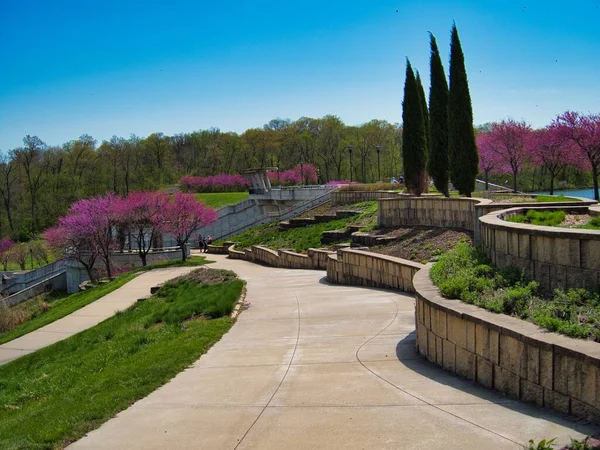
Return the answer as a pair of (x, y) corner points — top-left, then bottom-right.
(562, 214), (592, 228)
(491, 196), (536, 204)
(369, 227), (472, 264)
(167, 268), (238, 286)
(297, 201), (371, 218)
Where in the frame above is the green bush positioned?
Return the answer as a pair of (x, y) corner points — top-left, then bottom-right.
(431, 244), (600, 342)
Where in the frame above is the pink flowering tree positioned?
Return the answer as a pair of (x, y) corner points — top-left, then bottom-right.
(553, 111), (600, 200)
(113, 192), (168, 266)
(45, 192), (118, 280)
(268, 164), (318, 186)
(0, 237), (14, 270)
(487, 119), (533, 192)
(529, 127), (583, 195)
(477, 133), (507, 190)
(159, 193), (217, 260)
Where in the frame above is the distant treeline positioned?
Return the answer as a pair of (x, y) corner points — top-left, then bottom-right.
(0, 116), (402, 240)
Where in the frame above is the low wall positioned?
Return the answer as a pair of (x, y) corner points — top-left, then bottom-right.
(480, 206), (600, 292)
(326, 249), (423, 293)
(378, 197), (492, 234)
(414, 265), (600, 424)
(332, 190), (400, 206)
(227, 244), (333, 270)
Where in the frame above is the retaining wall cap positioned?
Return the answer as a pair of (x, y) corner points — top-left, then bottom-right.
(480, 205), (600, 239)
(414, 264), (600, 368)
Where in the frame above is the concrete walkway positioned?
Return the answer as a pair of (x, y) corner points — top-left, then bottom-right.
(0, 267), (198, 366)
(69, 255), (597, 449)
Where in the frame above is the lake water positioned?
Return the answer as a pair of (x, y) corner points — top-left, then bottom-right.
(534, 188), (596, 199)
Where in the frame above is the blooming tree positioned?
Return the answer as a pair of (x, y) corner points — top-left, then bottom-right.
(553, 111), (600, 200)
(113, 192), (167, 266)
(159, 193), (217, 260)
(477, 133), (506, 190)
(529, 127), (582, 195)
(0, 237), (14, 271)
(487, 119), (532, 193)
(267, 164), (318, 186)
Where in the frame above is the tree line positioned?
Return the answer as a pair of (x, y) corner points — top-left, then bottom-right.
(0, 117), (402, 241)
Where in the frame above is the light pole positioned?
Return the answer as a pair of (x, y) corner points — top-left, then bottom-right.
(300, 162), (304, 185)
(30, 248), (34, 270)
(348, 145), (354, 183)
(376, 145), (381, 182)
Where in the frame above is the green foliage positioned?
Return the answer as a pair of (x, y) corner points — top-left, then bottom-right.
(580, 216), (600, 230)
(528, 438), (556, 450)
(338, 183), (402, 192)
(431, 244), (600, 341)
(506, 210), (566, 227)
(0, 256), (212, 345)
(194, 192), (249, 209)
(0, 270), (240, 449)
(416, 72), (430, 157)
(448, 23), (478, 197)
(535, 195), (581, 203)
(427, 33), (450, 197)
(568, 436), (594, 450)
(402, 60), (428, 196)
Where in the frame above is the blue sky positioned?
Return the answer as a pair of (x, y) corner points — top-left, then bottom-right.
(1, 0), (599, 149)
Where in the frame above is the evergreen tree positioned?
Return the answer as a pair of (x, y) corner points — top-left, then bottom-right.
(416, 72), (430, 156)
(402, 60), (428, 196)
(448, 23), (478, 197)
(427, 33), (450, 197)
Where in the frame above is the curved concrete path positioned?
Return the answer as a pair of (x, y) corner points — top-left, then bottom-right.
(70, 255), (596, 449)
(0, 267), (199, 366)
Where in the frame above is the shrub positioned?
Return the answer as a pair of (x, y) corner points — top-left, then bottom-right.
(506, 210), (566, 227)
(179, 174), (249, 193)
(267, 164), (318, 186)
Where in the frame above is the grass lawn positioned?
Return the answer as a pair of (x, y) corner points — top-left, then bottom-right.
(195, 192), (248, 208)
(506, 210), (567, 227)
(0, 269), (243, 449)
(0, 256), (213, 346)
(227, 201), (378, 252)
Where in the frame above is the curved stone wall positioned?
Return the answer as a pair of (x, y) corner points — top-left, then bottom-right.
(414, 265), (600, 424)
(227, 244), (333, 270)
(326, 249), (423, 293)
(480, 205), (600, 292)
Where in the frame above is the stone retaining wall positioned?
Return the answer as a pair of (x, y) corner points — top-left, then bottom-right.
(414, 265), (600, 424)
(326, 249), (423, 293)
(227, 244), (333, 270)
(480, 205), (600, 292)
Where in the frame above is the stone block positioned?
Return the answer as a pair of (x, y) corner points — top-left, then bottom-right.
(567, 357), (584, 400)
(427, 330), (437, 363)
(436, 336), (443, 366)
(553, 352), (570, 396)
(442, 340), (456, 373)
(424, 303), (431, 329)
(499, 334), (526, 376)
(437, 310), (447, 340)
(417, 322), (428, 356)
(520, 379), (544, 407)
(582, 364), (598, 408)
(447, 314), (467, 349)
(466, 321), (476, 353)
(489, 329), (500, 365)
(477, 356), (493, 389)
(430, 307), (439, 336)
(527, 345), (540, 385)
(539, 348), (553, 390)
(456, 346), (476, 381)
(518, 233), (530, 259)
(494, 365), (520, 399)
(475, 323), (490, 360)
(543, 389), (570, 416)
(571, 398), (600, 425)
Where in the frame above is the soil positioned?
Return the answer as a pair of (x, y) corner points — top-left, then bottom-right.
(368, 227), (473, 264)
(297, 201), (370, 218)
(167, 268), (238, 286)
(562, 214), (591, 227)
(491, 196), (536, 204)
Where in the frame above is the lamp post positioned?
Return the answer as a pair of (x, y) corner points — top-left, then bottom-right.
(300, 162), (304, 185)
(30, 248), (34, 270)
(348, 145), (354, 183)
(376, 145), (381, 182)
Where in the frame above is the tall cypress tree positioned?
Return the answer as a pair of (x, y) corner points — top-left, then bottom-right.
(448, 23), (478, 197)
(402, 60), (427, 196)
(428, 33), (450, 197)
(416, 72), (430, 157)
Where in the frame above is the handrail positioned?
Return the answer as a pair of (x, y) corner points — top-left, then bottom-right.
(218, 188), (335, 241)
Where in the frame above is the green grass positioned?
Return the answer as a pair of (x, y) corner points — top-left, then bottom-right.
(534, 195), (581, 203)
(194, 192), (248, 208)
(0, 269), (243, 449)
(0, 256), (212, 346)
(226, 201), (378, 252)
(579, 216), (600, 230)
(507, 210), (567, 227)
